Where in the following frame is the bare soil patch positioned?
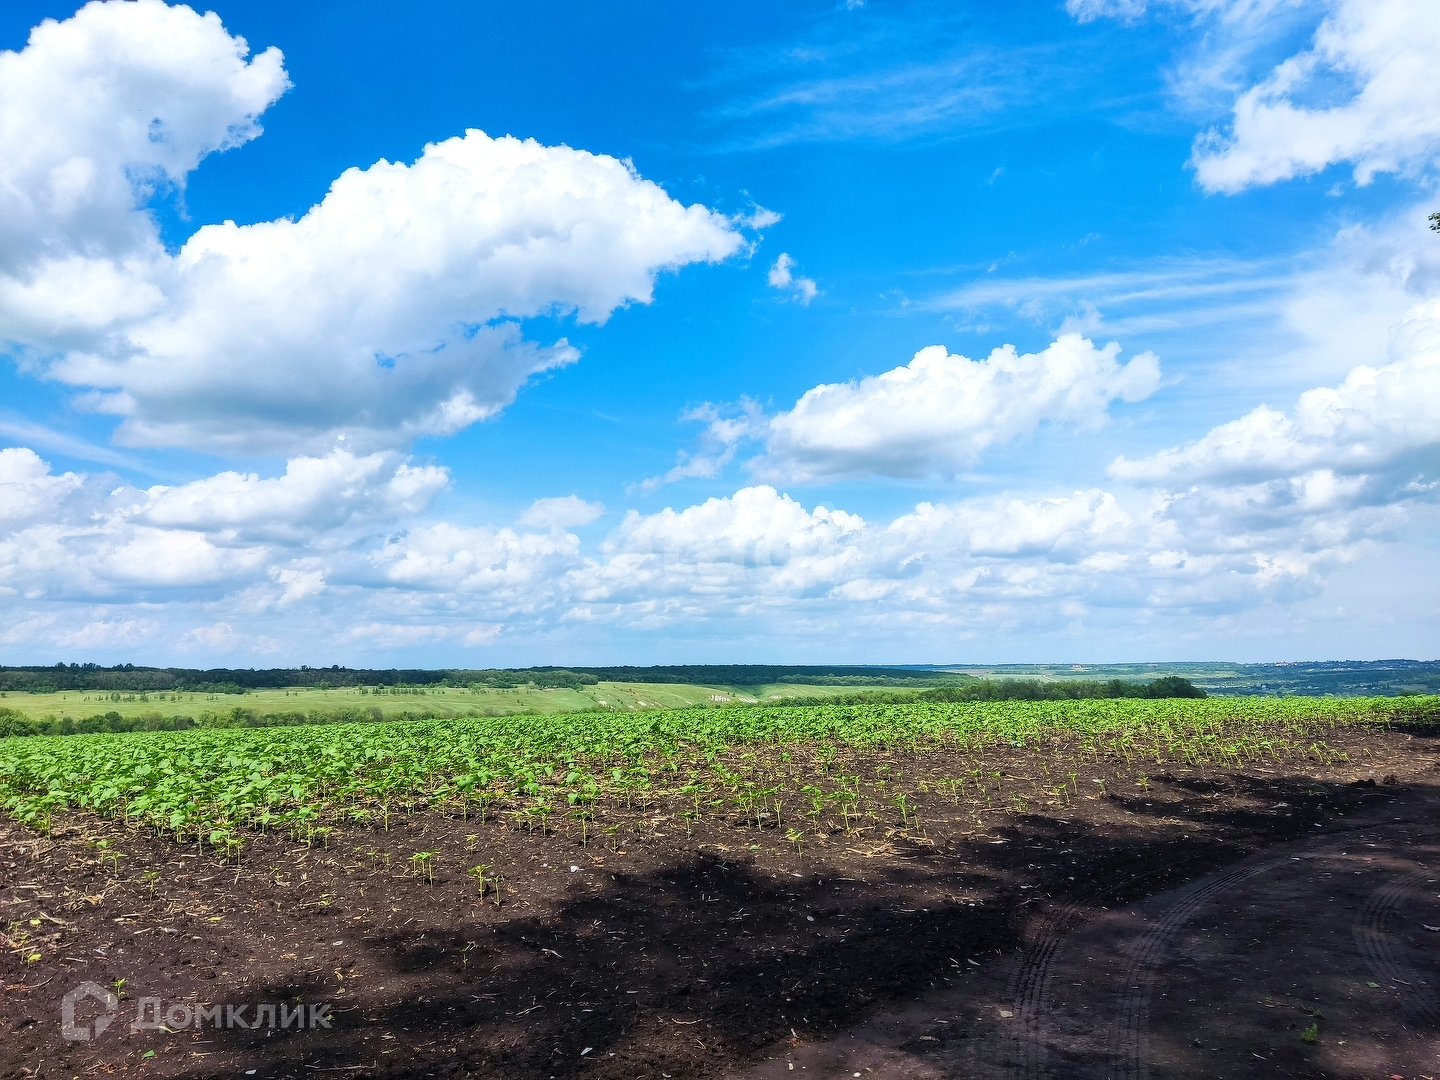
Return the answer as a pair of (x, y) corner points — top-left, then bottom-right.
(3, 725), (1437, 1079)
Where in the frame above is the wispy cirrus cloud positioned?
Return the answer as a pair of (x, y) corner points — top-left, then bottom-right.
(0, 413), (142, 470)
(922, 256), (1299, 337)
(909, 199), (1440, 415)
(693, 5), (1092, 151)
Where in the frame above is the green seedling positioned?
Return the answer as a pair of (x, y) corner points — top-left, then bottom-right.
(677, 808), (699, 838)
(570, 808), (593, 845)
(894, 792), (913, 828)
(801, 784), (826, 828)
(828, 790), (859, 835)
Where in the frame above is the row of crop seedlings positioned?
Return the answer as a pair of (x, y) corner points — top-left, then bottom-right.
(1, 697), (1432, 859)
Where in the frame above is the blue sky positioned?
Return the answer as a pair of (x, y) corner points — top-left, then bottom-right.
(0, 0), (1437, 666)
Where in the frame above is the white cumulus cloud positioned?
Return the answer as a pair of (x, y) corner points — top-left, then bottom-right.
(0, 447), (1430, 659)
(179, 621), (241, 651)
(0, 446), (85, 529)
(1190, 0), (1440, 192)
(1111, 298), (1440, 483)
(0, 446), (449, 604)
(767, 253), (818, 304)
(0, 0), (288, 274)
(0, 3), (746, 455)
(135, 450), (449, 543)
(756, 334), (1160, 482)
(370, 523), (581, 602)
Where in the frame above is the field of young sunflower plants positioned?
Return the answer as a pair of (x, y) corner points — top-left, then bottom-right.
(0, 695), (1434, 858)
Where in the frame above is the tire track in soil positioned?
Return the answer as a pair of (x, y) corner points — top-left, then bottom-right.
(1003, 854), (1222, 1080)
(1102, 859), (1282, 1080)
(1099, 817), (1433, 1080)
(1004, 896), (1073, 1080)
(1353, 868), (1440, 1027)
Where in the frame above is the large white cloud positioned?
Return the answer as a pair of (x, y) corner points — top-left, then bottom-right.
(136, 450), (450, 543)
(1063, 0), (1440, 194)
(0, 0), (288, 274)
(1187, 0), (1440, 192)
(753, 334), (1160, 482)
(0, 447), (85, 529)
(0, 3), (746, 454)
(645, 334), (1160, 490)
(583, 487), (868, 606)
(1112, 298), (1440, 483)
(370, 523), (579, 605)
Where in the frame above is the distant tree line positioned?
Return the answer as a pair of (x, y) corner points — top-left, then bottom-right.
(753, 676), (1204, 708)
(0, 663), (451, 694)
(917, 676), (1205, 701)
(0, 708), (195, 737)
(0, 662), (956, 694)
(466, 670), (599, 690)
(774, 674), (970, 687)
(0, 703), (418, 737)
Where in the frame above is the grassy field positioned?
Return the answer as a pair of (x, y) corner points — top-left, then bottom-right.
(0, 679), (894, 723)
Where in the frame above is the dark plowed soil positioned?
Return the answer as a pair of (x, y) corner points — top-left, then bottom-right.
(3, 726), (1437, 1080)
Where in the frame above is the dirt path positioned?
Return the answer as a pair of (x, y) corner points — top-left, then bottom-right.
(733, 784), (1439, 1079)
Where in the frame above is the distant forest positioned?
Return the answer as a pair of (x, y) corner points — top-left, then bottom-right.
(0, 663), (956, 695)
(1, 659), (1434, 698)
